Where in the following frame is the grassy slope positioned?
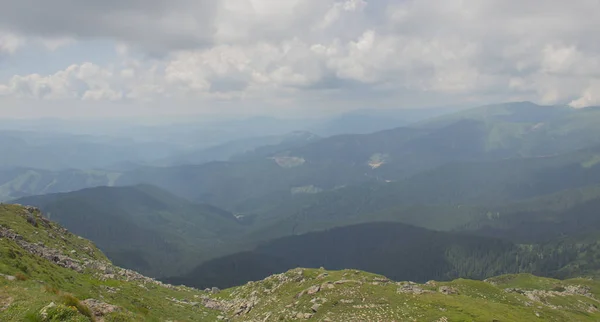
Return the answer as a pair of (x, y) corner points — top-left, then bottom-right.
(3, 204), (600, 321)
(220, 268), (600, 321)
(0, 204), (220, 321)
(14, 185), (243, 277)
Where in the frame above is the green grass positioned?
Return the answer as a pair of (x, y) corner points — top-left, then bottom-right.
(4, 203), (600, 321)
(0, 204), (220, 321)
(218, 268), (600, 321)
(582, 155), (600, 168)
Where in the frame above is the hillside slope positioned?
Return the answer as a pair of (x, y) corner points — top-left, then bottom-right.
(0, 204), (220, 321)
(3, 204), (600, 321)
(15, 185), (243, 277)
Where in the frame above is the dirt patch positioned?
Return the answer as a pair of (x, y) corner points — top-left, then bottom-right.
(0, 295), (13, 311)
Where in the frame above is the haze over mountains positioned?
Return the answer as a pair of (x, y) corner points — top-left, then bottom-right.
(5, 101), (600, 321)
(2, 101), (600, 290)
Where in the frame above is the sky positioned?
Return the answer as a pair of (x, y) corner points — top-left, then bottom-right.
(0, 0), (599, 118)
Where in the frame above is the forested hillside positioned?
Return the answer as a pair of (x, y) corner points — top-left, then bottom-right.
(15, 185), (244, 277)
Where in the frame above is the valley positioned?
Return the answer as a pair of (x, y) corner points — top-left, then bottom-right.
(4, 102), (600, 321)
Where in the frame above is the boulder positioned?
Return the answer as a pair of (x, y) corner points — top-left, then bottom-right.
(82, 299), (121, 319)
(438, 286), (459, 295)
(306, 285), (321, 295)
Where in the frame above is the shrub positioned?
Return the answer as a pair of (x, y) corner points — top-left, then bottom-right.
(46, 304), (88, 322)
(15, 272), (28, 281)
(23, 311), (43, 322)
(44, 284), (60, 294)
(60, 294), (94, 321)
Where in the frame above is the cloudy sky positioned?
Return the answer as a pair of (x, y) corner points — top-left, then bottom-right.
(1, 0), (599, 118)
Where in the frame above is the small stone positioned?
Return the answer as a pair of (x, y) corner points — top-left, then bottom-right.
(311, 304), (320, 312)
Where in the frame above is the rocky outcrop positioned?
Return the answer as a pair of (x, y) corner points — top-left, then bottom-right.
(439, 286), (459, 295)
(397, 282), (433, 295)
(82, 299), (121, 321)
(0, 225), (87, 272)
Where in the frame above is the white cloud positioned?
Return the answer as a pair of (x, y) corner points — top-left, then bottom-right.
(2, 0), (600, 113)
(0, 63), (122, 100)
(569, 81), (600, 108)
(0, 32), (24, 54)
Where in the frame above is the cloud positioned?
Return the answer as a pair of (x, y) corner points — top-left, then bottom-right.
(0, 63), (122, 100)
(0, 32), (24, 54)
(1, 0), (600, 112)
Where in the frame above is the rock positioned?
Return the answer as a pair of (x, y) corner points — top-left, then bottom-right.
(296, 312), (313, 319)
(564, 285), (592, 297)
(40, 302), (56, 319)
(373, 277), (390, 283)
(211, 287), (220, 294)
(0, 274), (16, 281)
(311, 303), (321, 312)
(317, 273), (329, 279)
(82, 299), (121, 318)
(321, 282), (335, 290)
(202, 298), (227, 311)
(306, 285), (321, 295)
(334, 279), (361, 285)
(397, 283), (432, 295)
(438, 286), (459, 295)
(26, 214), (38, 227)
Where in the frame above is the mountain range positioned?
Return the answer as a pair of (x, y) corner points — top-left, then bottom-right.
(7, 101), (600, 310)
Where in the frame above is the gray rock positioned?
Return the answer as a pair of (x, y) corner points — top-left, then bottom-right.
(311, 303), (321, 312)
(306, 285), (321, 295)
(82, 299), (121, 318)
(439, 286), (459, 295)
(0, 274), (16, 281)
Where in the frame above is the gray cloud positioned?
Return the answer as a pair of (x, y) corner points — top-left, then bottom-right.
(0, 0), (217, 52)
(2, 0), (600, 114)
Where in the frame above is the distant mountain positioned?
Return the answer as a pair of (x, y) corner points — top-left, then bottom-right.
(0, 130), (184, 170)
(240, 145), (600, 241)
(14, 185), (243, 277)
(168, 220), (595, 290)
(161, 131), (320, 166)
(307, 106), (463, 136)
(0, 167), (119, 201)
(116, 103), (600, 211)
(4, 204), (600, 321)
(167, 222), (523, 289)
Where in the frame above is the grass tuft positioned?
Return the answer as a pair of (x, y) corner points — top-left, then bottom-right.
(60, 294), (95, 321)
